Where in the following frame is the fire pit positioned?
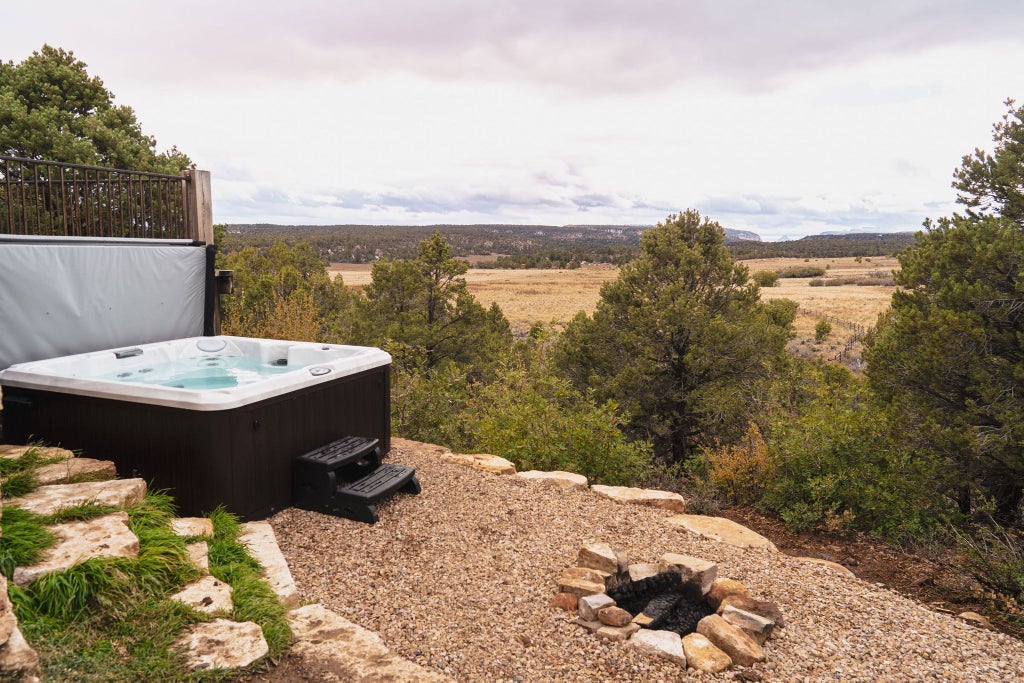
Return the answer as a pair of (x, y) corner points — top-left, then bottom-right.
(552, 542), (783, 674)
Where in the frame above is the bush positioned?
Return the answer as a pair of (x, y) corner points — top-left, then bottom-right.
(390, 360), (473, 449)
(463, 361), (652, 485)
(779, 265), (827, 278)
(689, 423), (774, 505)
(809, 278), (825, 287)
(752, 270), (779, 287)
(761, 383), (952, 539)
(814, 319), (832, 342)
(953, 520), (1024, 602)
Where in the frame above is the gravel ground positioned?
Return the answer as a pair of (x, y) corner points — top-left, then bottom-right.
(267, 439), (1024, 682)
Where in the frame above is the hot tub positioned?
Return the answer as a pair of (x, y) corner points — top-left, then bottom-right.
(0, 336), (391, 520)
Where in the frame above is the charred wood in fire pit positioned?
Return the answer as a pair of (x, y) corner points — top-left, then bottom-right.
(658, 596), (715, 636)
(637, 592), (684, 628)
(607, 571), (682, 615)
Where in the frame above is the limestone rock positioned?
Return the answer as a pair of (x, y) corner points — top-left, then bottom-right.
(629, 629), (687, 668)
(577, 542), (619, 574)
(549, 592), (578, 612)
(632, 613), (654, 626)
(659, 553), (718, 596)
(557, 566), (610, 596)
(682, 633), (732, 674)
(574, 619), (603, 634)
(597, 606), (632, 627)
(0, 624), (40, 678)
(440, 451), (516, 475)
(628, 563), (661, 582)
(708, 577), (750, 608)
(6, 478), (146, 517)
(29, 458), (116, 486)
(595, 623), (639, 642)
(591, 485), (686, 513)
(171, 517), (215, 538)
(665, 514), (777, 551)
(175, 619), (268, 671)
(187, 541), (210, 574)
(0, 576), (14, 647)
(171, 575), (233, 615)
(13, 512), (139, 587)
(696, 614), (765, 667)
(958, 611), (995, 630)
(0, 445), (73, 461)
(239, 521), (299, 608)
(717, 595), (785, 628)
(722, 604), (775, 644)
(578, 593), (615, 621)
(288, 603), (453, 681)
(516, 470), (587, 490)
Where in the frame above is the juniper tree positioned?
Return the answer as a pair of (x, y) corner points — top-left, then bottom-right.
(553, 210), (795, 462)
(866, 100), (1024, 518)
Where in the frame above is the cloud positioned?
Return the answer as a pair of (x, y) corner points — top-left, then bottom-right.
(11, 1), (1024, 94)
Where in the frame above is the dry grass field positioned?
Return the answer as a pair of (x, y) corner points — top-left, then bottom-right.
(328, 256), (899, 365)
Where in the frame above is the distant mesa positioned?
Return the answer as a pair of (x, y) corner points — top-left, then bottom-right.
(723, 229), (761, 243)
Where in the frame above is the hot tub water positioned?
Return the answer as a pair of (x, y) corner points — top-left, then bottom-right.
(97, 355), (298, 390)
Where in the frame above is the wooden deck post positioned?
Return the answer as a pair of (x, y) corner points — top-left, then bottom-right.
(184, 169), (214, 244)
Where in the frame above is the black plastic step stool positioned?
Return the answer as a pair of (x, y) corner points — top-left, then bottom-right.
(292, 436), (421, 523)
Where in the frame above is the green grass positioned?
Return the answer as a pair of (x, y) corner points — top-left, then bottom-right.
(6, 495), (291, 680)
(207, 507), (291, 657)
(43, 501), (118, 525)
(0, 444), (70, 498)
(0, 506), (55, 577)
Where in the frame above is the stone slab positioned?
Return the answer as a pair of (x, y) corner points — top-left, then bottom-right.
(288, 603), (454, 681)
(595, 623), (639, 641)
(696, 614), (765, 667)
(659, 553), (718, 596)
(7, 478), (146, 517)
(0, 576), (13, 647)
(175, 619), (268, 671)
(239, 521), (299, 608)
(187, 541), (210, 574)
(577, 542), (619, 574)
(0, 624), (40, 678)
(0, 445), (73, 462)
(682, 632), (731, 674)
(171, 517), (215, 538)
(629, 629), (687, 668)
(578, 593), (615, 622)
(627, 562), (661, 582)
(665, 514), (777, 551)
(440, 451), (516, 475)
(591, 485), (686, 513)
(13, 512), (139, 587)
(30, 458), (116, 486)
(170, 575), (233, 615)
(516, 470), (588, 490)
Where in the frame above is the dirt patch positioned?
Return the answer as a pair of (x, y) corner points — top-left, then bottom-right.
(718, 507), (1024, 639)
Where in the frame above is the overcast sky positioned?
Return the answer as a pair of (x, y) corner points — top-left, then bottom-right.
(7, 1), (1024, 239)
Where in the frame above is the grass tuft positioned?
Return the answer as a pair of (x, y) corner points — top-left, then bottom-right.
(206, 506), (291, 657)
(43, 501), (117, 525)
(0, 506), (55, 577)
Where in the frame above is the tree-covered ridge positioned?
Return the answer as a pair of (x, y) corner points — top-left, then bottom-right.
(728, 232), (916, 260)
(222, 222), (915, 267)
(0, 45), (191, 173)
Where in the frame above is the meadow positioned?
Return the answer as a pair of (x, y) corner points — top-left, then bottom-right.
(329, 255), (899, 364)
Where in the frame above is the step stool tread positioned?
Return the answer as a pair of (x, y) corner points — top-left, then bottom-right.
(295, 436), (379, 470)
(338, 464), (416, 501)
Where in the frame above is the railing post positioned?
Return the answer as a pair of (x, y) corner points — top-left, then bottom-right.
(184, 169), (214, 244)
